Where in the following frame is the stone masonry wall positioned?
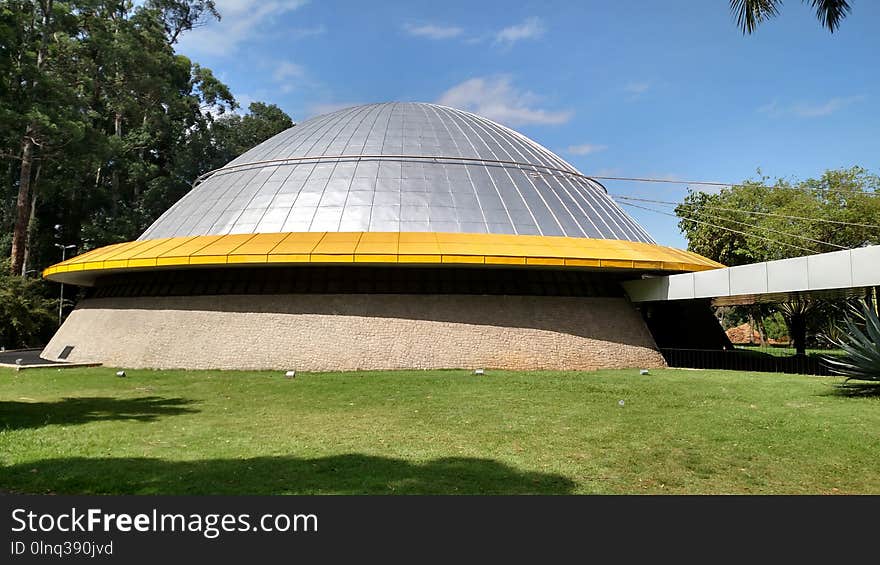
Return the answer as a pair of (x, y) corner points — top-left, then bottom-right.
(42, 294), (666, 371)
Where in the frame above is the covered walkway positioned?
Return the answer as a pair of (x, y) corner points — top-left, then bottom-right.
(623, 245), (880, 306)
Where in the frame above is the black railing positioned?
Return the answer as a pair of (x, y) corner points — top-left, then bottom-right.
(660, 348), (835, 376)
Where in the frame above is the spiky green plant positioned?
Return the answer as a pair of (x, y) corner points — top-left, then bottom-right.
(823, 300), (880, 381)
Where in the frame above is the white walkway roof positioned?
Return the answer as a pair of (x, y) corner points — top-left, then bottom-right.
(623, 245), (880, 305)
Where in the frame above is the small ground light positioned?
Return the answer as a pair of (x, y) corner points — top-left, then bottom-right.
(285, 370), (296, 378)
(474, 368), (485, 376)
(640, 369), (650, 375)
(116, 370), (126, 378)
(618, 399), (625, 407)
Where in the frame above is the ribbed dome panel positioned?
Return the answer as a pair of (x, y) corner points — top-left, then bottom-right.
(140, 102), (654, 243)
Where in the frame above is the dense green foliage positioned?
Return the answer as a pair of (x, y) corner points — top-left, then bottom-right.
(0, 260), (55, 348)
(676, 167), (880, 267)
(1, 367), (879, 494)
(1, 0), (293, 278)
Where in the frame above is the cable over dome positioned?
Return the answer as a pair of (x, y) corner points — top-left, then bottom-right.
(139, 102), (654, 243)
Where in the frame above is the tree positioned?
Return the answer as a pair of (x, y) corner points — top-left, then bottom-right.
(144, 0), (219, 44)
(206, 102), (295, 171)
(730, 0), (852, 34)
(677, 166), (880, 354)
(2, 1), (294, 282)
(676, 167), (880, 265)
(5, 0), (85, 275)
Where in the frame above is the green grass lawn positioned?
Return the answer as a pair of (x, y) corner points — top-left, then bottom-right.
(2, 366), (879, 494)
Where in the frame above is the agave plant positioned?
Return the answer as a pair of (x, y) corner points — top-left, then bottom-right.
(822, 299), (880, 381)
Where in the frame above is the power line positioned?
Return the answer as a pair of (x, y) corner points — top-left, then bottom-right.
(619, 201), (818, 254)
(613, 195), (880, 230)
(674, 205), (847, 250)
(589, 174), (880, 198)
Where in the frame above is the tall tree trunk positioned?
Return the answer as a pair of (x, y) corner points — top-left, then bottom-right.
(111, 112), (122, 215)
(20, 163), (41, 276)
(755, 316), (768, 347)
(747, 311), (756, 345)
(750, 305), (768, 346)
(10, 0), (53, 275)
(10, 130), (36, 275)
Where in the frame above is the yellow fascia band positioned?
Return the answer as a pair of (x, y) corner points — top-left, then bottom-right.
(42, 231), (724, 286)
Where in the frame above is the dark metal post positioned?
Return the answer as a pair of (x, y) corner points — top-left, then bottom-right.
(54, 243), (76, 326)
(790, 311), (807, 357)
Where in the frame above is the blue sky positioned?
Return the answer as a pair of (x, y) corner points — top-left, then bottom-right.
(176, 0), (880, 248)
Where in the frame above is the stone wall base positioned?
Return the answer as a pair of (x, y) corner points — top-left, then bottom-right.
(42, 294), (666, 371)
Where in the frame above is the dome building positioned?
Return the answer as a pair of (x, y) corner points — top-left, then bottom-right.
(41, 102), (722, 371)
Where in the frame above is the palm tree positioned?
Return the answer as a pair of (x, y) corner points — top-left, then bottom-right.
(730, 0), (852, 34)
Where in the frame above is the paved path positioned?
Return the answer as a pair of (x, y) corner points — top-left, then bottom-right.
(0, 348), (65, 366)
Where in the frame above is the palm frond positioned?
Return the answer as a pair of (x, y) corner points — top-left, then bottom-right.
(730, 0), (782, 34)
(730, 0), (851, 34)
(808, 0), (852, 32)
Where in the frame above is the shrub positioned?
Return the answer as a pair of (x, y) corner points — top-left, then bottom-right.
(823, 300), (880, 381)
(0, 265), (57, 349)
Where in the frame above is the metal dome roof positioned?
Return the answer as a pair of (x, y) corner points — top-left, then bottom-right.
(139, 102), (654, 243)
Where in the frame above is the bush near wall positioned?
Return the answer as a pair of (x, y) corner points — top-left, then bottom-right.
(0, 263), (56, 349)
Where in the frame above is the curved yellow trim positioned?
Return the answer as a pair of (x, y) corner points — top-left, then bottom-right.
(42, 232), (723, 286)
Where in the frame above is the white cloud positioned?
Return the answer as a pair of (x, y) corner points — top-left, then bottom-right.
(202, 92), (255, 119)
(273, 61), (305, 82)
(307, 102), (363, 117)
(232, 93), (257, 115)
(567, 144), (607, 156)
(757, 99), (780, 115)
(759, 95), (865, 118)
(624, 82), (650, 94)
(289, 24), (326, 39)
(202, 104), (228, 120)
(495, 17), (545, 45)
(270, 61), (306, 93)
(651, 173), (686, 182)
(437, 76), (572, 126)
(177, 0), (310, 56)
(463, 35), (488, 45)
(793, 95), (865, 117)
(593, 167), (622, 177)
(623, 82), (651, 101)
(403, 23), (463, 40)
(401, 17), (545, 47)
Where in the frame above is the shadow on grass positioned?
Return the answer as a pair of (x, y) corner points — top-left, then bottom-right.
(826, 383), (880, 398)
(0, 397), (198, 430)
(0, 455), (576, 495)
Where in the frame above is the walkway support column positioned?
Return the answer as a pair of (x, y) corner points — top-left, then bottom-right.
(790, 311), (807, 357)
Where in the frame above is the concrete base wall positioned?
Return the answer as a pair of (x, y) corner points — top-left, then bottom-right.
(42, 294), (666, 371)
